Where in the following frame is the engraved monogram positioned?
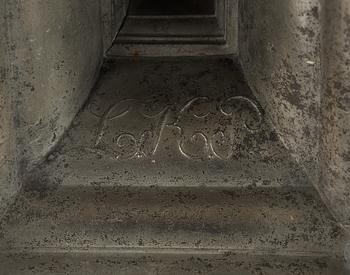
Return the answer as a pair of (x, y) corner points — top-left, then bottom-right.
(89, 95), (263, 160)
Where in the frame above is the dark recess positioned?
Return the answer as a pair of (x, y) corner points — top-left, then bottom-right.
(129, 0), (216, 16)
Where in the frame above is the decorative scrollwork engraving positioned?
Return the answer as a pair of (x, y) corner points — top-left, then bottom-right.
(210, 131), (234, 160)
(114, 133), (139, 159)
(89, 94), (263, 160)
(174, 97), (210, 126)
(152, 107), (171, 156)
(94, 98), (136, 147)
(178, 132), (210, 160)
(220, 96), (263, 133)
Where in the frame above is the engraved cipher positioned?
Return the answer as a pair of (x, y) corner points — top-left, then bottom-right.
(57, 58), (304, 188)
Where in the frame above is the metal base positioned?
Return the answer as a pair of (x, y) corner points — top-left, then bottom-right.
(0, 57), (348, 274)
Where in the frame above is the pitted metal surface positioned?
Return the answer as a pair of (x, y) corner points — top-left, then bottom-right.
(0, 186), (346, 253)
(1, 0), (350, 273)
(0, 252), (346, 275)
(0, 57), (347, 274)
(28, 58), (309, 188)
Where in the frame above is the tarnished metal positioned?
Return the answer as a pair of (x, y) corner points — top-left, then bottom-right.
(1, 0), (350, 273)
(239, 0), (350, 234)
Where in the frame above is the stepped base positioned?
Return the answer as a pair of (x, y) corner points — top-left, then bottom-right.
(0, 186), (348, 273)
(1, 57), (348, 274)
(0, 187), (346, 254)
(28, 57), (308, 189)
(0, 252), (347, 275)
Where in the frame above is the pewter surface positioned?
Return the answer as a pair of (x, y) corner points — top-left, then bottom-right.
(0, 58), (347, 275)
(31, 58), (308, 188)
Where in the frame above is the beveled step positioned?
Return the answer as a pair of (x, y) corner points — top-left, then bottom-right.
(0, 186), (346, 256)
(29, 57), (309, 189)
(0, 251), (347, 275)
(2, 57), (346, 274)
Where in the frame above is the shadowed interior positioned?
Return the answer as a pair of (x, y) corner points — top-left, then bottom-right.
(129, 0), (215, 15)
